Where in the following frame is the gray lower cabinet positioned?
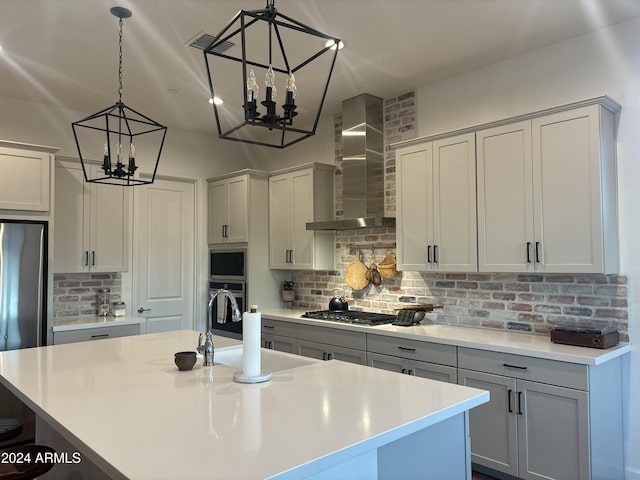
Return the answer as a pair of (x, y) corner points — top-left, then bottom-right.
(458, 347), (624, 480)
(261, 318), (297, 354)
(296, 324), (367, 365)
(367, 334), (457, 383)
(53, 323), (140, 345)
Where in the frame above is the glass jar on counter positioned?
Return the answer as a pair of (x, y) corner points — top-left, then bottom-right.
(97, 288), (111, 317)
(111, 301), (126, 317)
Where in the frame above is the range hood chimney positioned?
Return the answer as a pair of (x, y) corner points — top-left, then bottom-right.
(306, 94), (395, 230)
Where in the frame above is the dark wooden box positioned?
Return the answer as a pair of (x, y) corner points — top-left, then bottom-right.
(550, 329), (619, 349)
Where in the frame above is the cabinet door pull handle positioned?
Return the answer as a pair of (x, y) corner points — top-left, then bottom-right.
(408, 369), (414, 376)
(398, 346), (416, 352)
(434, 245), (438, 263)
(322, 352), (327, 361)
(427, 245), (432, 263)
(289, 250), (294, 264)
(517, 391), (523, 415)
(503, 363), (527, 370)
(91, 333), (110, 339)
(507, 389), (513, 413)
(84, 251), (89, 266)
(269, 341), (274, 349)
(91, 251), (96, 266)
(401, 368), (407, 374)
(535, 241), (541, 263)
(263, 325), (274, 329)
(526, 242), (532, 263)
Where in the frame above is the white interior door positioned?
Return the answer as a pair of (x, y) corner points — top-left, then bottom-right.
(135, 178), (195, 333)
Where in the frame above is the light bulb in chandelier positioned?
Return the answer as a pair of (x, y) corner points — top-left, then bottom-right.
(286, 73), (296, 99)
(102, 142), (111, 174)
(128, 143), (137, 174)
(265, 65), (277, 102)
(247, 69), (259, 102)
(282, 72), (298, 123)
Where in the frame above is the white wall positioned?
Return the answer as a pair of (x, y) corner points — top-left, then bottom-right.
(417, 18), (640, 478)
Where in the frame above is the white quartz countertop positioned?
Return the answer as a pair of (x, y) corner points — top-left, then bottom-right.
(0, 331), (488, 480)
(52, 315), (145, 332)
(261, 308), (630, 365)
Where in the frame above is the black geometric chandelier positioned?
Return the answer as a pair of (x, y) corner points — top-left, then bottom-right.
(202, 0), (341, 148)
(72, 7), (167, 186)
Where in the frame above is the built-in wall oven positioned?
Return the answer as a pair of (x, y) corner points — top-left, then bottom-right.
(209, 248), (247, 339)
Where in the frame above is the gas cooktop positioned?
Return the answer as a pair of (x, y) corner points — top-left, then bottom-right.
(301, 310), (396, 326)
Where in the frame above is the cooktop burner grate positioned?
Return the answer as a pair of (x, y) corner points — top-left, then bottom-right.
(301, 310), (396, 326)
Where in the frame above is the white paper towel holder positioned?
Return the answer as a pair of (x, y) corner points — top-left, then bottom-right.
(234, 305), (272, 384)
(233, 370), (273, 383)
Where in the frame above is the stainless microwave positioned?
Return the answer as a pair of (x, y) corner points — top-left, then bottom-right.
(209, 248), (246, 281)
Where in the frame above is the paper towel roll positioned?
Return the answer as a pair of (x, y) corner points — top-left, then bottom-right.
(242, 307), (261, 377)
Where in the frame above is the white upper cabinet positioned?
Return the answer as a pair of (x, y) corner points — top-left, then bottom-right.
(477, 102), (619, 273)
(54, 160), (129, 273)
(396, 132), (477, 272)
(0, 144), (54, 212)
(269, 164), (334, 270)
(477, 121), (534, 272)
(207, 175), (248, 244)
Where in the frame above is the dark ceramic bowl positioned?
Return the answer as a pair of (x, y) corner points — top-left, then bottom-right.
(174, 351), (197, 371)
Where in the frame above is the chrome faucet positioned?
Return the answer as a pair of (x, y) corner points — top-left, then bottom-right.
(197, 289), (242, 367)
(208, 289), (242, 326)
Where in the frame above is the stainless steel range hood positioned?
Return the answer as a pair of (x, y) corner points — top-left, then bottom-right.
(306, 94), (395, 231)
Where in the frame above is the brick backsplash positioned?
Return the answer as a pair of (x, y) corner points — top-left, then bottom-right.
(290, 90), (629, 341)
(53, 273), (123, 318)
(291, 230), (629, 341)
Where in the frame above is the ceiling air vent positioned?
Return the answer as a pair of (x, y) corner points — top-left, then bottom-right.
(188, 33), (234, 54)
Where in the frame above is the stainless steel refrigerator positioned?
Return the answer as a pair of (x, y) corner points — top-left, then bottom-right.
(0, 220), (47, 351)
(0, 219), (47, 446)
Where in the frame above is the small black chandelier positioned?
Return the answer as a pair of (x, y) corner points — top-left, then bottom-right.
(202, 0), (341, 148)
(72, 7), (166, 186)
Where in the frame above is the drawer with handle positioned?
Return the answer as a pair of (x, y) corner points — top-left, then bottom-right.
(458, 347), (588, 390)
(367, 333), (457, 366)
(53, 323), (141, 345)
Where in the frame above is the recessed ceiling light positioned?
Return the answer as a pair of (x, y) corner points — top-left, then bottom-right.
(209, 97), (223, 105)
(325, 39), (344, 50)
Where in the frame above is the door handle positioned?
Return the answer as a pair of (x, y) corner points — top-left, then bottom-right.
(91, 251), (96, 266)
(507, 389), (514, 413)
(427, 245), (432, 263)
(137, 307), (151, 314)
(503, 363), (527, 370)
(84, 251), (89, 267)
(517, 391), (523, 415)
(535, 241), (541, 263)
(398, 346), (416, 352)
(526, 242), (532, 263)
(433, 245), (438, 263)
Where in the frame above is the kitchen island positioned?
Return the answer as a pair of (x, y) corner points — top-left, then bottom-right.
(0, 330), (488, 479)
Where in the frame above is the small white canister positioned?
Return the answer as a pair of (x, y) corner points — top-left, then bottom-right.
(111, 301), (126, 317)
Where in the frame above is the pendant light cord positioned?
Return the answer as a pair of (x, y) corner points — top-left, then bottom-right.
(118, 16), (124, 104)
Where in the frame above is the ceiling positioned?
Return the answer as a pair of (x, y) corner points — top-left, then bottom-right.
(1, 0), (640, 137)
